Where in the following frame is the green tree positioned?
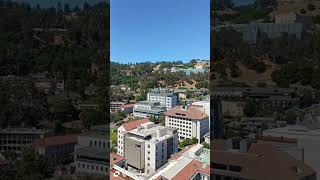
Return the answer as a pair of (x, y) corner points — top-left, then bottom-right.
(202, 142), (210, 149)
(244, 100), (257, 117)
(255, 62), (266, 73)
(80, 109), (106, 129)
(307, 4), (316, 11)
(15, 147), (51, 180)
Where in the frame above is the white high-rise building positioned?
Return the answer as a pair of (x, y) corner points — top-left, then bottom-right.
(124, 122), (178, 175)
(147, 88), (179, 110)
(164, 106), (209, 143)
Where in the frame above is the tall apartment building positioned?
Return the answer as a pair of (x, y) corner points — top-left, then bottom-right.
(147, 88), (179, 110)
(164, 106), (209, 143)
(124, 122), (178, 175)
(0, 127), (54, 153)
(117, 118), (150, 156)
(74, 125), (108, 177)
(133, 101), (166, 119)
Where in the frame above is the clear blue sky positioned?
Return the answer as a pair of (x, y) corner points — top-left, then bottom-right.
(110, 0), (210, 63)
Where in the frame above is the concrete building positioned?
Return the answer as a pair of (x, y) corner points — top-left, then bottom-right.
(212, 138), (316, 180)
(263, 115), (320, 179)
(124, 122), (178, 175)
(147, 88), (179, 110)
(0, 127), (53, 153)
(117, 118), (150, 156)
(227, 117), (286, 135)
(120, 104), (134, 115)
(111, 102), (125, 112)
(74, 125), (108, 177)
(221, 100), (244, 117)
(164, 106), (209, 143)
(133, 101), (166, 119)
(275, 12), (297, 24)
(32, 134), (77, 164)
(179, 68), (207, 76)
(212, 87), (298, 112)
(126, 124), (177, 174)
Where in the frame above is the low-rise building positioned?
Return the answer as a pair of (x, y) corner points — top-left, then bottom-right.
(226, 117), (286, 135)
(111, 102), (125, 112)
(133, 101), (166, 119)
(147, 88), (179, 110)
(74, 125), (108, 177)
(221, 100), (244, 117)
(120, 104), (134, 115)
(32, 134), (77, 164)
(0, 127), (54, 154)
(124, 122), (178, 175)
(164, 106), (209, 143)
(263, 115), (320, 179)
(212, 138), (316, 180)
(149, 144), (209, 180)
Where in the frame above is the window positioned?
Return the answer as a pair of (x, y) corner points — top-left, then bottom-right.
(90, 141), (92, 147)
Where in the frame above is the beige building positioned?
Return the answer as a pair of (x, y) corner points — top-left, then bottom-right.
(221, 100), (244, 117)
(164, 106), (209, 143)
(275, 12), (297, 24)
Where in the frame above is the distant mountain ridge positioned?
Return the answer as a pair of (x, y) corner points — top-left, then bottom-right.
(12, 0), (107, 9)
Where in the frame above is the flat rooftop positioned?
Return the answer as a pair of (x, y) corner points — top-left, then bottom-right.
(74, 146), (108, 160)
(148, 144), (210, 180)
(0, 128), (53, 134)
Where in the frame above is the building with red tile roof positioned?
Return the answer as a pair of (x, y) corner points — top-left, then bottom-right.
(32, 134), (77, 164)
(148, 144), (210, 180)
(164, 106), (209, 143)
(212, 138), (316, 180)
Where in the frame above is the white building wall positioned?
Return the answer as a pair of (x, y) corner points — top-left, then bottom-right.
(117, 126), (126, 156)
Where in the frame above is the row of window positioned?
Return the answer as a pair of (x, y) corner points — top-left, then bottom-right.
(168, 118), (192, 124)
(169, 123), (191, 128)
(90, 140), (106, 148)
(77, 162), (108, 173)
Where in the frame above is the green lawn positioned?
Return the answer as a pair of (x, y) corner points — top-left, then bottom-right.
(110, 128), (118, 146)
